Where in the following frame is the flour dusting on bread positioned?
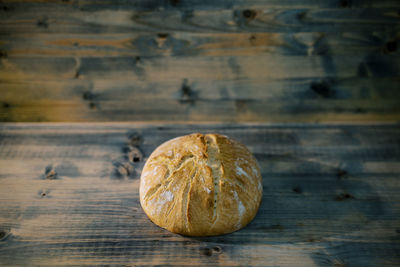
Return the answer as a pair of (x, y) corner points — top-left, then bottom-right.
(235, 163), (249, 178)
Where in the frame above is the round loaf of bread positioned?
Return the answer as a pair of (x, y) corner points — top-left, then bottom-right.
(139, 133), (262, 236)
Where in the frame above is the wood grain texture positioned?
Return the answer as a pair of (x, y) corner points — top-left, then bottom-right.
(0, 0), (399, 122)
(0, 123), (399, 266)
(1, 8), (399, 34)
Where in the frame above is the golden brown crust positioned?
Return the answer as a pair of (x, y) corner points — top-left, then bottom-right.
(139, 133), (262, 236)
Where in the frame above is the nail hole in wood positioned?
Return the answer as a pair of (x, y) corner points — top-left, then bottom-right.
(41, 193), (46, 197)
(73, 42), (79, 47)
(180, 79), (196, 104)
(157, 33), (169, 39)
(340, 0), (351, 8)
(335, 193), (354, 201)
(128, 146), (143, 163)
(297, 11), (307, 21)
(89, 102), (96, 109)
(201, 247), (213, 257)
(182, 84), (191, 97)
(292, 186), (302, 194)
(242, 9), (256, 19)
(213, 246), (222, 253)
(0, 230), (6, 240)
(3, 102), (10, 108)
(311, 81), (335, 98)
(82, 91), (93, 100)
(385, 41), (397, 53)
(37, 16), (49, 28)
(1, 4), (12, 12)
(0, 50), (7, 58)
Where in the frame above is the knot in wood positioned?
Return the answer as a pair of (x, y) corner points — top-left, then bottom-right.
(385, 41), (397, 53)
(37, 16), (49, 28)
(45, 166), (57, 179)
(340, 0), (351, 8)
(128, 146), (143, 163)
(128, 132), (143, 146)
(157, 33), (169, 39)
(0, 230), (8, 240)
(335, 192), (354, 201)
(242, 9), (256, 19)
(201, 247), (213, 257)
(310, 81), (335, 98)
(0, 50), (7, 58)
(292, 186), (302, 194)
(179, 79), (196, 104)
(114, 161), (134, 177)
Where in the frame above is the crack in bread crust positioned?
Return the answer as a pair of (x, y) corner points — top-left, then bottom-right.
(182, 168), (197, 232)
(144, 182), (162, 201)
(172, 154), (195, 173)
(145, 154), (195, 201)
(205, 134), (222, 223)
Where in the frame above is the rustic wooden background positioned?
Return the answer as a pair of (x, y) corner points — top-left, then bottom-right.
(1, 1), (400, 266)
(0, 0), (399, 122)
(0, 123), (399, 266)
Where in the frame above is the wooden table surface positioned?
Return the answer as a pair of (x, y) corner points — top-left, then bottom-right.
(0, 123), (399, 266)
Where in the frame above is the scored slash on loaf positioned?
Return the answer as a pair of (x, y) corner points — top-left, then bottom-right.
(139, 133), (262, 236)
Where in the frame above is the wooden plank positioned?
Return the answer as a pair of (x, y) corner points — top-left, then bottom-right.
(2, 0), (400, 10)
(1, 75), (400, 122)
(0, 49), (398, 122)
(2, 77), (399, 102)
(0, 123), (399, 266)
(1, 7), (399, 34)
(1, 32), (398, 58)
(1, 99), (399, 122)
(1, 54), (399, 82)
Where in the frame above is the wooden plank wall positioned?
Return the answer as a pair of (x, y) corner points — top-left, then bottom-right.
(0, 123), (399, 265)
(0, 0), (399, 122)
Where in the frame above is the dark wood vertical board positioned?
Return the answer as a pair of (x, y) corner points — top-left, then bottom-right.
(0, 123), (399, 266)
(0, 1), (399, 122)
